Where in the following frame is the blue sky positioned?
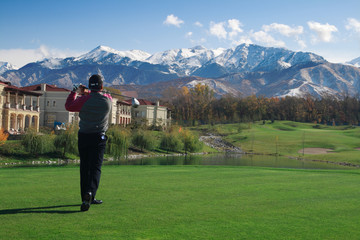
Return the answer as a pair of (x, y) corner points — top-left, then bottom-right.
(1, 0), (360, 67)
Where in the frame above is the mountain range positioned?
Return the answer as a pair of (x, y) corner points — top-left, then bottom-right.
(0, 62), (16, 74)
(1, 44), (360, 98)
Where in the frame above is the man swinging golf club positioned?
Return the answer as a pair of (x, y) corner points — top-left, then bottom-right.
(65, 74), (112, 211)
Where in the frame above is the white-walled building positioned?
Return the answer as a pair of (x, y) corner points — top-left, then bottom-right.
(21, 84), (78, 128)
(126, 99), (171, 128)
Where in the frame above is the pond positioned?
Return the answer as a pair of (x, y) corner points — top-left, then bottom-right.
(1, 153), (357, 170)
(106, 153), (358, 170)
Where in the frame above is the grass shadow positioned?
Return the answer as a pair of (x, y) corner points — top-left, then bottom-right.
(0, 204), (81, 215)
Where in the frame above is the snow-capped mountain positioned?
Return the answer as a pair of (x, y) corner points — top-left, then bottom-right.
(146, 45), (225, 75)
(37, 45), (152, 70)
(1, 44), (360, 98)
(74, 45), (151, 64)
(0, 61), (17, 74)
(347, 57), (360, 67)
(193, 44), (326, 77)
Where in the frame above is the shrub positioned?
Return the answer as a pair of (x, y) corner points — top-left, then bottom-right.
(181, 129), (203, 153)
(54, 123), (79, 158)
(0, 140), (26, 156)
(131, 130), (156, 151)
(160, 131), (183, 152)
(106, 126), (130, 160)
(22, 128), (55, 156)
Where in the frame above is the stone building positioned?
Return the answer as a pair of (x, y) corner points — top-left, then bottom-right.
(0, 81), (41, 133)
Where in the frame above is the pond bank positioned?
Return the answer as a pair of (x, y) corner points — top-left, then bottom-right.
(1, 134), (359, 169)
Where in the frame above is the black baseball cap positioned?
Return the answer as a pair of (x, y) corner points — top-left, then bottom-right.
(88, 74), (103, 91)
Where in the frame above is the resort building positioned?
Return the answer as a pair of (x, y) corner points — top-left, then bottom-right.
(126, 99), (171, 128)
(0, 81), (41, 133)
(1, 81), (169, 132)
(114, 99), (132, 127)
(20, 84), (78, 128)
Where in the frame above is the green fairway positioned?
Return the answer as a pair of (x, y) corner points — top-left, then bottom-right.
(199, 121), (360, 165)
(1, 165), (360, 239)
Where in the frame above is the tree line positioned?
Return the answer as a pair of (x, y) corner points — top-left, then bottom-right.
(161, 84), (360, 126)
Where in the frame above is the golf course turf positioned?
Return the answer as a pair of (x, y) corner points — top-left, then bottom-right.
(1, 165), (360, 239)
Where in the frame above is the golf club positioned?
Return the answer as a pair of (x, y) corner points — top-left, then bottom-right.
(106, 91), (140, 108)
(74, 84), (140, 108)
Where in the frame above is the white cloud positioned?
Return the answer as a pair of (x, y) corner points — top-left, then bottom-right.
(307, 21), (338, 43)
(297, 39), (307, 49)
(346, 18), (360, 33)
(262, 23), (303, 37)
(251, 31), (285, 47)
(185, 32), (193, 38)
(194, 21), (203, 27)
(163, 14), (184, 28)
(0, 45), (84, 68)
(228, 19), (243, 38)
(232, 36), (253, 46)
(209, 21), (227, 39)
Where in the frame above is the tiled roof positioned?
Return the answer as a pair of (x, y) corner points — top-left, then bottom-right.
(117, 100), (131, 106)
(20, 84), (70, 92)
(124, 99), (155, 106)
(0, 80), (10, 86)
(4, 85), (42, 96)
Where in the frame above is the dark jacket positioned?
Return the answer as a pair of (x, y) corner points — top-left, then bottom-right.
(65, 91), (112, 134)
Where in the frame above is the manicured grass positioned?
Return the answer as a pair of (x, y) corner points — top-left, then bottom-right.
(1, 165), (360, 239)
(199, 121), (360, 165)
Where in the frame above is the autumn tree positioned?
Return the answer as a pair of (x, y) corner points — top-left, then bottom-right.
(0, 128), (9, 146)
(163, 84), (360, 126)
(190, 83), (215, 124)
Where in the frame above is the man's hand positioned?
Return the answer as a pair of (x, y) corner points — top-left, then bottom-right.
(72, 84), (80, 92)
(78, 85), (88, 95)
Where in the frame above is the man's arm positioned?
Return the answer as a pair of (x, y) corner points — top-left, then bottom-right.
(65, 91), (91, 112)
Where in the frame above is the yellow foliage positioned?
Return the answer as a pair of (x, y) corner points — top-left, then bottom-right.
(180, 86), (189, 96)
(0, 128), (9, 145)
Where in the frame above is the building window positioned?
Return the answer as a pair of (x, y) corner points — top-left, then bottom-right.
(53, 101), (56, 107)
(47, 101), (50, 107)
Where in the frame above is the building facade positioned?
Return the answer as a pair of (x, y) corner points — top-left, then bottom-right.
(0, 81), (41, 133)
(115, 99), (132, 127)
(21, 84), (78, 128)
(107, 98), (131, 127)
(1, 81), (169, 133)
(127, 99), (171, 128)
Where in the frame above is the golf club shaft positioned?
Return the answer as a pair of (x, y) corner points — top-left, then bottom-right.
(76, 84), (134, 99)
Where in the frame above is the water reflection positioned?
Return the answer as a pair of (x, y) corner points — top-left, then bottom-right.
(107, 153), (357, 170)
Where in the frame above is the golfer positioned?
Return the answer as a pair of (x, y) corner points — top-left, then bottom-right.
(65, 74), (112, 211)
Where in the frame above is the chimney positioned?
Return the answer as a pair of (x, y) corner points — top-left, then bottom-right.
(41, 83), (46, 91)
(156, 101), (160, 106)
